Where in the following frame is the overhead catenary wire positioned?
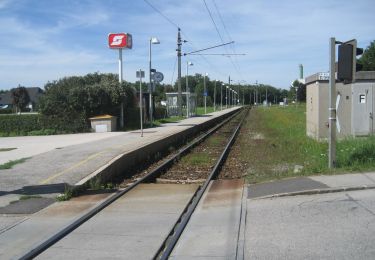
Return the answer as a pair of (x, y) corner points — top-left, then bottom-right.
(142, 0), (230, 82)
(203, 0), (226, 44)
(184, 41), (234, 55)
(189, 53), (246, 56)
(202, 0), (241, 80)
(211, 0), (245, 81)
(143, 0), (179, 29)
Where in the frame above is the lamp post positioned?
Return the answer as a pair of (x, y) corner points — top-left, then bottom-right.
(186, 61), (193, 117)
(229, 88), (232, 107)
(214, 80), (217, 111)
(220, 83), (223, 111)
(226, 86), (228, 108)
(255, 80), (259, 105)
(204, 73), (208, 114)
(149, 37), (160, 126)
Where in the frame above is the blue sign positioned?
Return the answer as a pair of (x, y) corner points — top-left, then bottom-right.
(204, 91), (208, 96)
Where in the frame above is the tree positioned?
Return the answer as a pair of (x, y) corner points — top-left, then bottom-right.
(289, 80), (306, 103)
(39, 73), (136, 123)
(358, 40), (375, 71)
(297, 83), (306, 102)
(11, 85), (30, 114)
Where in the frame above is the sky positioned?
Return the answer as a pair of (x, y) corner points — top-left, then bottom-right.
(0, 0), (374, 90)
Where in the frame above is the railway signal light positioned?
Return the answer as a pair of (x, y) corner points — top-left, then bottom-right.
(337, 39), (363, 83)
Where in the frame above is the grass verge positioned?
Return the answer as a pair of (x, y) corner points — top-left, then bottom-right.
(0, 148), (17, 152)
(0, 157), (31, 170)
(241, 105), (375, 183)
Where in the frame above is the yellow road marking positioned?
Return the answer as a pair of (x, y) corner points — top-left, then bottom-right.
(39, 134), (155, 185)
(39, 151), (105, 185)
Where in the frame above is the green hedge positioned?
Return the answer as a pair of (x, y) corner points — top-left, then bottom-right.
(0, 108), (166, 135)
(0, 109), (12, 114)
(0, 114), (88, 135)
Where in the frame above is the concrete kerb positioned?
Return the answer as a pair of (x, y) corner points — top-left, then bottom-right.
(251, 184), (375, 200)
(72, 108), (241, 192)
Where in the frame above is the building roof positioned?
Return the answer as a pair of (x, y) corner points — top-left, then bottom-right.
(0, 92), (12, 105)
(305, 71), (375, 85)
(0, 87), (44, 105)
(89, 114), (116, 120)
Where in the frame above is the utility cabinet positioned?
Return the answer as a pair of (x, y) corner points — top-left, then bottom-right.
(306, 71), (375, 140)
(352, 83), (375, 136)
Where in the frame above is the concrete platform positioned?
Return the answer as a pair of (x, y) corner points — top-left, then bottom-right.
(0, 132), (125, 165)
(170, 179), (245, 259)
(0, 107), (240, 198)
(37, 184), (198, 259)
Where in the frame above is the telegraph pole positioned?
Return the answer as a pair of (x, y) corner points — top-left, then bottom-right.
(177, 28), (182, 117)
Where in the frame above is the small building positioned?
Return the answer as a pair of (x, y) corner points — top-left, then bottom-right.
(89, 115), (117, 132)
(166, 92), (197, 117)
(306, 71), (375, 140)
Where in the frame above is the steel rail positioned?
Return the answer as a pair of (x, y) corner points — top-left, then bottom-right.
(19, 109), (242, 260)
(156, 108), (249, 259)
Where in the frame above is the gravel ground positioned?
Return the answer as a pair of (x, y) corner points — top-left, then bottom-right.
(118, 111), (246, 187)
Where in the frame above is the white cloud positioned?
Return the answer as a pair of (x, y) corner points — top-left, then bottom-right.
(0, 0), (374, 89)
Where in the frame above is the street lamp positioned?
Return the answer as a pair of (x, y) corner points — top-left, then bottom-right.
(186, 61), (193, 117)
(255, 80), (259, 105)
(214, 80), (217, 111)
(204, 72), (208, 114)
(226, 86), (228, 108)
(149, 37), (160, 126)
(229, 88), (232, 107)
(221, 83), (224, 110)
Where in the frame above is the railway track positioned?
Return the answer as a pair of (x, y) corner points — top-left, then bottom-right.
(20, 107), (248, 260)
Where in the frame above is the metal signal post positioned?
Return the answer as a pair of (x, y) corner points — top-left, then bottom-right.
(328, 37), (336, 168)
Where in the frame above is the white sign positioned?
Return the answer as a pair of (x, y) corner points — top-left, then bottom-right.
(108, 33), (133, 49)
(136, 70), (145, 78)
(318, 72), (330, 80)
(336, 94), (341, 133)
(172, 97), (178, 106)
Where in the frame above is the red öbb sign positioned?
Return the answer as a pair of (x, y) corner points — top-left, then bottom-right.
(108, 33), (132, 49)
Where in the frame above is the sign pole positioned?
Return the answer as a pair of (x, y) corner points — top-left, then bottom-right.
(328, 37), (336, 168)
(119, 49), (123, 83)
(139, 69), (143, 137)
(119, 48), (124, 128)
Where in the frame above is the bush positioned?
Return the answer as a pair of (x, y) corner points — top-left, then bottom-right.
(39, 73), (136, 121)
(0, 109), (12, 114)
(0, 114), (88, 135)
(124, 107), (141, 129)
(154, 107), (167, 119)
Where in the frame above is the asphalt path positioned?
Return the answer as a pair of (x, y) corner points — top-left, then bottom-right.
(246, 189), (375, 259)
